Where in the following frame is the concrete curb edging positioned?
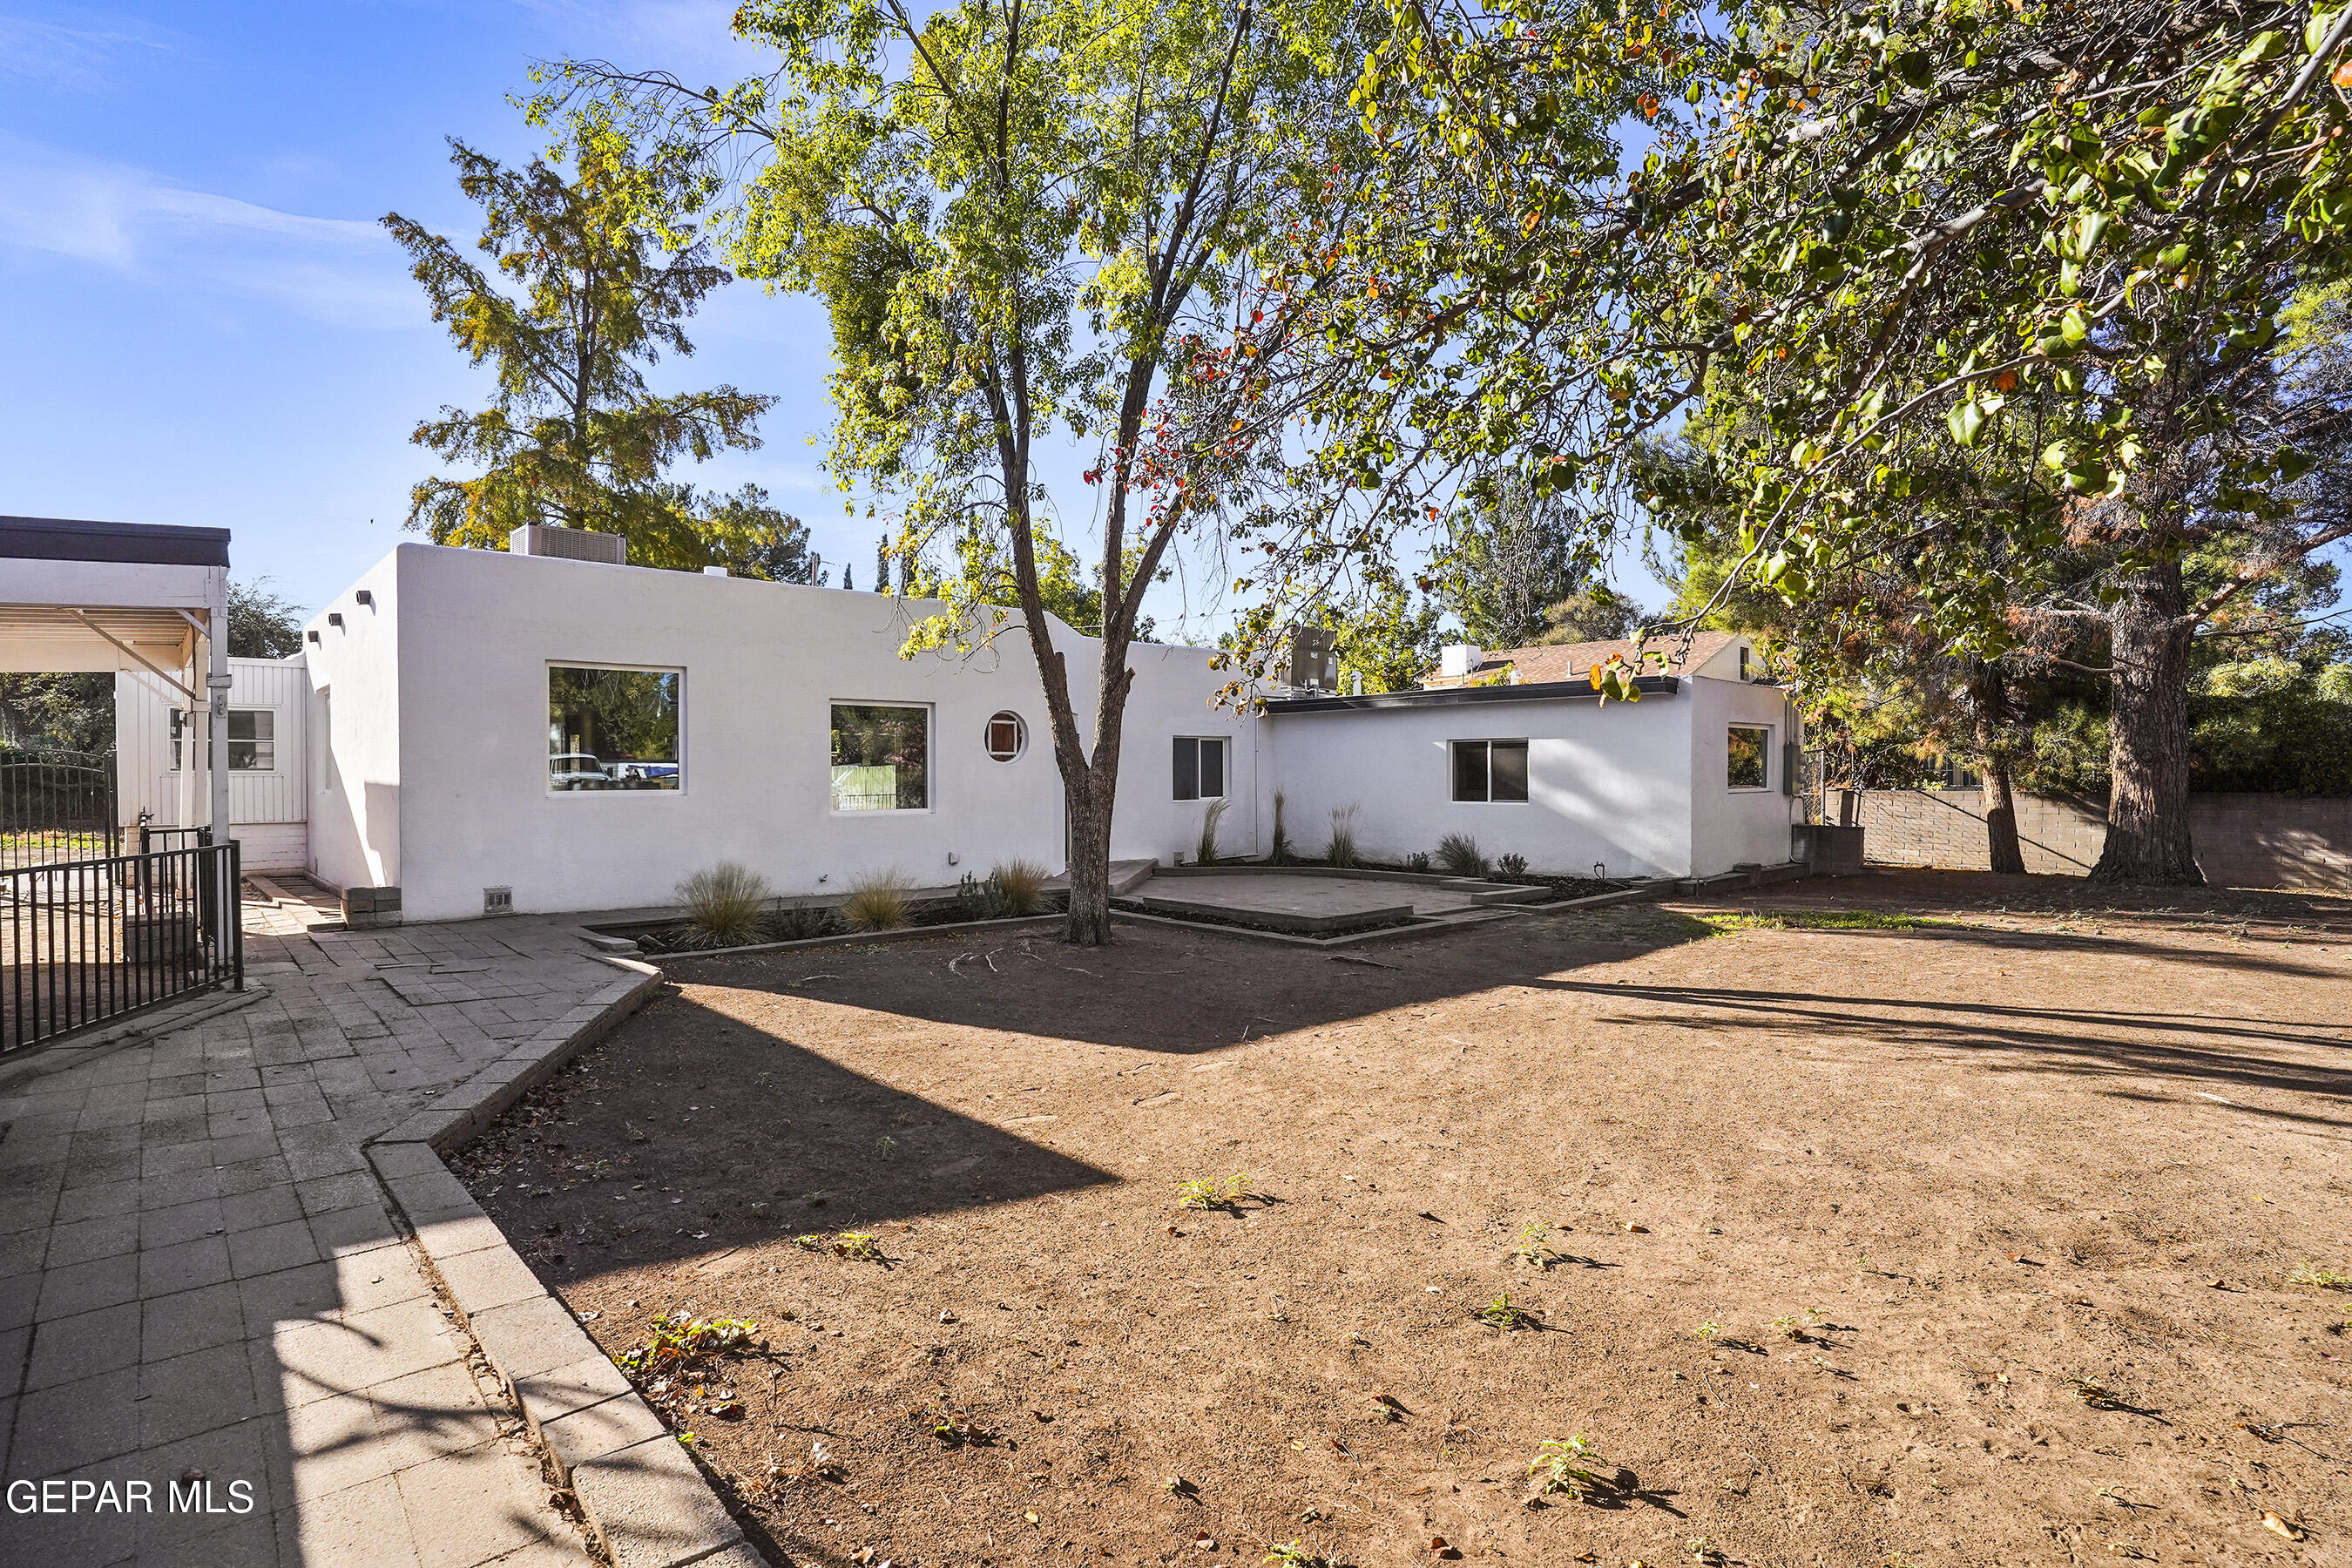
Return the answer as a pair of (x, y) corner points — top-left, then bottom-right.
(362, 952), (763, 1568)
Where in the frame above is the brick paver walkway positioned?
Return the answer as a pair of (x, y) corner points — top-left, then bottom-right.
(1, 901), (632, 1567)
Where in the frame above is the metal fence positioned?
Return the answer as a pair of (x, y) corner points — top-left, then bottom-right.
(1, 840), (243, 1053)
(0, 749), (119, 870)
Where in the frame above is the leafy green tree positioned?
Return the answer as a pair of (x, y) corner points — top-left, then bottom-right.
(383, 133), (774, 570)
(683, 483), (821, 583)
(1258, 0), (2352, 882)
(0, 675), (111, 754)
(1525, 586), (1639, 647)
(535, 0), (1372, 941)
(227, 578), (307, 659)
(1435, 474), (1593, 647)
(1327, 569), (1444, 693)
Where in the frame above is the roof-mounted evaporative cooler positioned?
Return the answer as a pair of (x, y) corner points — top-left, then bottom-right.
(508, 524), (626, 565)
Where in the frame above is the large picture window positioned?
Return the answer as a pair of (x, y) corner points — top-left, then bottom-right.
(1450, 740), (1528, 802)
(172, 708), (275, 771)
(1727, 725), (1771, 790)
(547, 666), (681, 792)
(1173, 736), (1227, 801)
(832, 703), (929, 811)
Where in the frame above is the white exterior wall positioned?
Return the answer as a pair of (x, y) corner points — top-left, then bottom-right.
(303, 551), (404, 891)
(320, 544), (1258, 923)
(1688, 676), (1804, 873)
(1098, 641), (1260, 866)
(114, 656), (311, 872)
(1264, 691), (1699, 880)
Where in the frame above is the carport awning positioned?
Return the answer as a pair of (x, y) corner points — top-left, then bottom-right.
(0, 516), (229, 679)
(0, 605), (198, 679)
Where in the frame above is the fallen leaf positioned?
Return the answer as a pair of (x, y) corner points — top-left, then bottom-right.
(1624, 1222), (1649, 1233)
(1429, 1538), (1450, 1552)
(1193, 1535), (1217, 1551)
(1024, 1511), (1040, 1524)
(2262, 1512), (2304, 1542)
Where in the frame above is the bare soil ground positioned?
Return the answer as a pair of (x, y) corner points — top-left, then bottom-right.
(453, 871), (2352, 1568)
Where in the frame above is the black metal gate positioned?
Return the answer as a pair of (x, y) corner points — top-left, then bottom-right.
(0, 749), (119, 870)
(1, 840), (243, 1053)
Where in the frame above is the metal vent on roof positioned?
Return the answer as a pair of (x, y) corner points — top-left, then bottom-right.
(508, 524), (627, 565)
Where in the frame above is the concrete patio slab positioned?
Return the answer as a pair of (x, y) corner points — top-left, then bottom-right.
(0, 901), (659, 1566)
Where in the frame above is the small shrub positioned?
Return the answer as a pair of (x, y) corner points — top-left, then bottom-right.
(1177, 1173), (1250, 1212)
(675, 862), (773, 947)
(2288, 1263), (2352, 1289)
(1196, 797), (1231, 866)
(1436, 833), (1486, 877)
(1325, 804), (1362, 868)
(1494, 852), (1529, 879)
(841, 868), (912, 931)
(1528, 1434), (1611, 1501)
(1478, 1292), (1536, 1329)
(1511, 1221), (1559, 1268)
(1404, 851), (1432, 873)
(772, 901), (838, 941)
(1271, 790), (1297, 863)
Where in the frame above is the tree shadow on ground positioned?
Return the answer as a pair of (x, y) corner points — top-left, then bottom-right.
(458, 993), (1117, 1280)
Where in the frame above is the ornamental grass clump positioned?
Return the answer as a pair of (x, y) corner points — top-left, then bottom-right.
(1196, 797), (1231, 866)
(675, 862), (773, 948)
(1325, 804), (1362, 868)
(841, 868), (913, 932)
(1436, 833), (1487, 877)
(990, 858), (1050, 915)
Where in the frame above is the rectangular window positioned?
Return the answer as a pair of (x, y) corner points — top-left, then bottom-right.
(172, 708), (274, 770)
(548, 666), (682, 792)
(1727, 725), (1771, 790)
(1450, 740), (1529, 802)
(831, 703), (929, 811)
(1173, 736), (1227, 801)
(317, 690), (332, 794)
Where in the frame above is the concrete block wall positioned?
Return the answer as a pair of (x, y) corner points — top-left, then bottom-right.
(1857, 787), (2352, 889)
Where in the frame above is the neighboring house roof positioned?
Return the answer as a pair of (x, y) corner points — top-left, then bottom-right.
(1423, 631), (1744, 688)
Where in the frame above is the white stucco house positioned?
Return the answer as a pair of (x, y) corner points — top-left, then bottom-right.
(118, 533), (1803, 922)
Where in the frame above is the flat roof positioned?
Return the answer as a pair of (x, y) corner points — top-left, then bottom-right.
(0, 515), (231, 569)
(1263, 674), (1681, 713)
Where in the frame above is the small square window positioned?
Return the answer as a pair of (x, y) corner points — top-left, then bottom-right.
(1727, 726), (1771, 790)
(832, 703), (929, 810)
(1450, 740), (1528, 802)
(1173, 737), (1227, 801)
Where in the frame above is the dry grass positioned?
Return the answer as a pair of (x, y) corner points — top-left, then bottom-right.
(989, 859), (1051, 916)
(841, 868), (913, 932)
(1195, 798), (1231, 866)
(673, 862), (773, 948)
(1325, 803), (1361, 868)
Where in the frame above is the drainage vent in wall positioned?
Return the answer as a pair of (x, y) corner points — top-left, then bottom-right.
(484, 886), (513, 916)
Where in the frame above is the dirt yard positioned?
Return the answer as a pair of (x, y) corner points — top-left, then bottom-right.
(452, 872), (2352, 1568)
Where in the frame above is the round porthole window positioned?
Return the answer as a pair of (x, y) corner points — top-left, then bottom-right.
(985, 711), (1026, 761)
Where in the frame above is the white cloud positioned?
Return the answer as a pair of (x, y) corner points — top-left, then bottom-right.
(0, 133), (418, 328)
(0, 13), (179, 93)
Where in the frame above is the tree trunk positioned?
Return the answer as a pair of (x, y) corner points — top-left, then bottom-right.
(1982, 759), (2026, 875)
(1063, 771), (1116, 945)
(2089, 564), (2203, 884)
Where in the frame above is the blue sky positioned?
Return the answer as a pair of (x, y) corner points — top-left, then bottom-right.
(0, 1), (896, 618)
